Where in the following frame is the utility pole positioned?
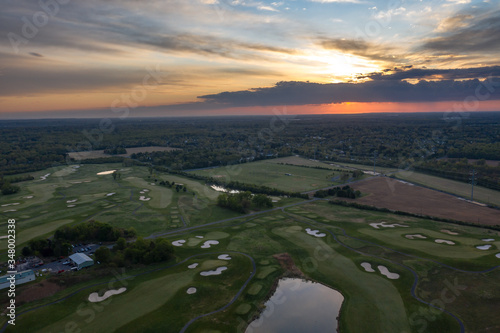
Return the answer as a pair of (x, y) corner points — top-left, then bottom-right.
(470, 169), (476, 201)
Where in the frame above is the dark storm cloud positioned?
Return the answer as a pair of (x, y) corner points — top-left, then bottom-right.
(192, 77), (500, 107)
(421, 8), (500, 54)
(359, 66), (500, 81)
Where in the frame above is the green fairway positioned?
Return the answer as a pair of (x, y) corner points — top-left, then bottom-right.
(1, 163), (499, 333)
(189, 157), (361, 192)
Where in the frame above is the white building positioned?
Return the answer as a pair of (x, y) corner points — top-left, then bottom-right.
(69, 253), (94, 270)
(0, 270), (35, 289)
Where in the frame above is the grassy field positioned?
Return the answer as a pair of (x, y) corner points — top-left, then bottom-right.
(189, 157), (362, 192)
(394, 170), (500, 207)
(1, 162), (499, 332)
(3, 201), (499, 332)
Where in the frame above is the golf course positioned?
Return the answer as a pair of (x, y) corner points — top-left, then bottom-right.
(1, 157), (499, 332)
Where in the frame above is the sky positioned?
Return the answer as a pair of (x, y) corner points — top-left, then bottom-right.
(1, 0), (500, 118)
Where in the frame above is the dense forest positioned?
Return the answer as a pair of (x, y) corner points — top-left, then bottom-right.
(1, 113), (499, 189)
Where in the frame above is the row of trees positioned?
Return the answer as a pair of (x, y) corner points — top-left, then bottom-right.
(94, 237), (174, 266)
(54, 220), (137, 243)
(22, 239), (72, 258)
(314, 186), (361, 199)
(216, 192), (273, 213)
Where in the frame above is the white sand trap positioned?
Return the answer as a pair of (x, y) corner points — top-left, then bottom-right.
(88, 288), (126, 302)
(1, 203), (20, 207)
(370, 222), (409, 229)
(200, 266), (227, 276)
(23, 196), (34, 199)
(172, 240), (186, 247)
(476, 245), (492, 250)
(201, 240), (219, 248)
(96, 170), (116, 175)
(441, 229), (459, 235)
(142, 189), (149, 192)
(196, 236), (204, 239)
(3, 209), (17, 212)
(139, 196), (151, 201)
(67, 205), (76, 208)
(405, 234), (427, 240)
(482, 238), (495, 242)
(83, 180), (91, 183)
(186, 287), (197, 294)
(218, 254), (232, 260)
(139, 191), (145, 194)
(496, 253), (500, 259)
(305, 228), (326, 238)
(188, 263), (199, 269)
(377, 265), (400, 279)
(361, 262), (375, 272)
(210, 185), (240, 194)
(435, 239), (455, 245)
(40, 173), (50, 180)
(106, 192), (116, 196)
(66, 199), (77, 203)
(150, 183), (156, 186)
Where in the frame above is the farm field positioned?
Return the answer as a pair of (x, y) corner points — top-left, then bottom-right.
(393, 170), (500, 207)
(345, 177), (500, 226)
(189, 157), (361, 192)
(3, 201), (499, 332)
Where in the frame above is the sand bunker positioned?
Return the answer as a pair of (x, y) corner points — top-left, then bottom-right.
(23, 196), (34, 199)
(67, 205), (76, 208)
(305, 228), (326, 238)
(66, 199), (77, 203)
(201, 240), (219, 248)
(476, 245), (492, 250)
(218, 254), (232, 260)
(88, 288), (126, 302)
(150, 183), (156, 186)
(188, 263), (199, 269)
(370, 222), (409, 229)
(377, 265), (400, 279)
(196, 236), (204, 239)
(200, 266), (227, 276)
(142, 189), (149, 192)
(361, 262), (375, 272)
(496, 253), (500, 259)
(435, 239), (455, 245)
(3, 209), (17, 212)
(482, 238), (495, 242)
(210, 185), (240, 194)
(186, 287), (197, 294)
(40, 173), (50, 180)
(405, 234), (427, 240)
(139, 196), (151, 201)
(106, 193), (115, 196)
(1, 203), (20, 207)
(172, 240), (186, 247)
(441, 229), (459, 235)
(96, 170), (116, 175)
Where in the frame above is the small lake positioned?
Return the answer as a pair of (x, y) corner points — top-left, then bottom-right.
(246, 278), (344, 333)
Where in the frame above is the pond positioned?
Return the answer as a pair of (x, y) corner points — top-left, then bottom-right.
(246, 278), (344, 333)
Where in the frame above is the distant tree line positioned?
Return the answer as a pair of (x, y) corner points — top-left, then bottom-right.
(216, 192), (273, 213)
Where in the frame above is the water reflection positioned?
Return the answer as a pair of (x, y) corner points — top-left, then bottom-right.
(246, 278), (344, 333)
